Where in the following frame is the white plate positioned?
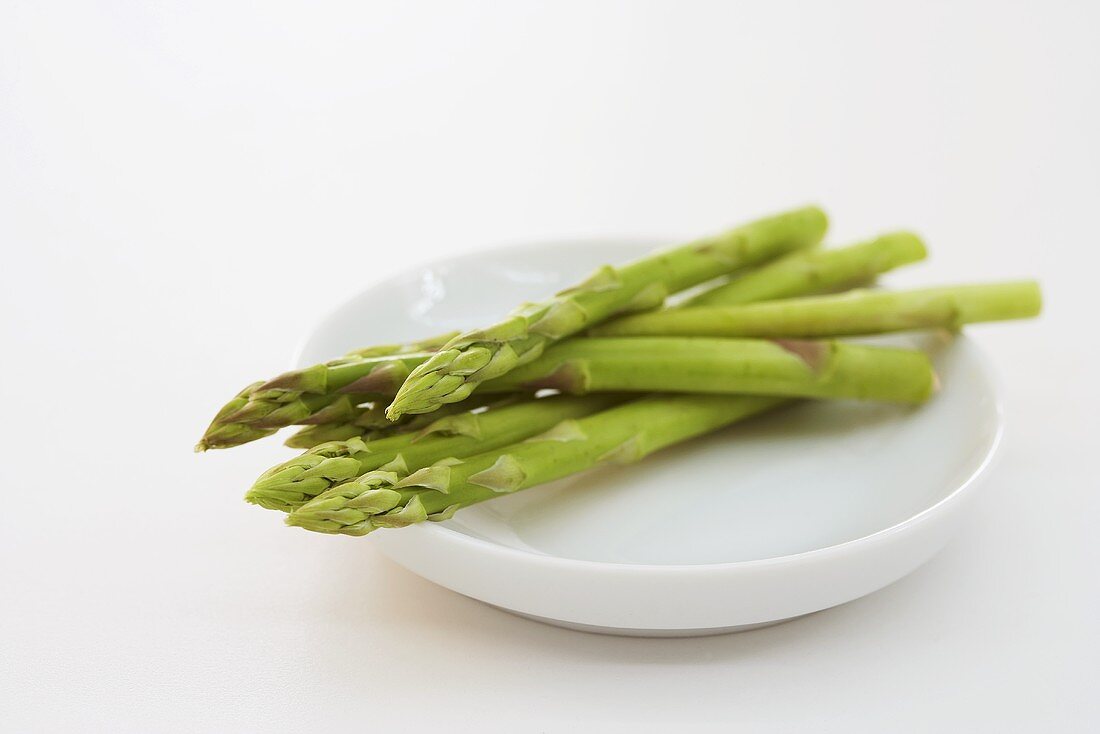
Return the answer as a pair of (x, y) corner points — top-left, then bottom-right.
(296, 239), (1003, 636)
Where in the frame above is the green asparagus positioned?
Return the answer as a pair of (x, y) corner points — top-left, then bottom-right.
(385, 206), (828, 419)
(283, 394), (505, 449)
(248, 394), (623, 512)
(283, 399), (410, 449)
(482, 337), (935, 404)
(196, 332), (460, 451)
(286, 394), (789, 535)
(284, 421), (371, 449)
(682, 231), (927, 307)
(343, 331), (459, 358)
(209, 335), (934, 450)
(196, 353), (428, 451)
(591, 281), (1042, 338)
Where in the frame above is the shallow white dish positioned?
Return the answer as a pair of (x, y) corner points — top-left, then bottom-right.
(296, 239), (1003, 636)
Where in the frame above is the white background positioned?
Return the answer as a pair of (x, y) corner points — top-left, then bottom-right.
(1, 1), (1097, 731)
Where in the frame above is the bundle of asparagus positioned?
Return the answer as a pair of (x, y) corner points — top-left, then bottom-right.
(198, 206), (1041, 538)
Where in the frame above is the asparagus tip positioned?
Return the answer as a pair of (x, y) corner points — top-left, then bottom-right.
(244, 490), (300, 513)
(284, 510), (344, 534)
(283, 512), (315, 530)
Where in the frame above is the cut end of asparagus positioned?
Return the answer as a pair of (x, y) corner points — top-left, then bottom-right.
(885, 231), (928, 261)
(805, 205), (829, 237)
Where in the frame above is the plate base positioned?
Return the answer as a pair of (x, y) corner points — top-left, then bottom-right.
(497, 606), (810, 637)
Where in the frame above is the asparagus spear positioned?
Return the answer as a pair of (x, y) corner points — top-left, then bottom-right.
(590, 282), (1043, 338)
(284, 401), (423, 449)
(248, 394), (624, 512)
(385, 206), (828, 419)
(286, 394), (789, 535)
(343, 331), (459, 358)
(484, 337), (935, 404)
(682, 231), (927, 307)
(203, 335), (932, 448)
(283, 394), (505, 449)
(284, 421), (371, 449)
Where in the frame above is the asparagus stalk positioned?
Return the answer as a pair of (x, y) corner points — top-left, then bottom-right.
(248, 394), (624, 512)
(284, 421), (371, 449)
(286, 394), (789, 535)
(385, 206), (828, 419)
(343, 331), (460, 358)
(682, 231), (927, 307)
(283, 395), (504, 449)
(482, 337), (935, 404)
(202, 334), (932, 448)
(591, 281), (1043, 338)
(284, 399), (415, 448)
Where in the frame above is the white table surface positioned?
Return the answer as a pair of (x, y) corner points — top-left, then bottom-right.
(1, 2), (1097, 731)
